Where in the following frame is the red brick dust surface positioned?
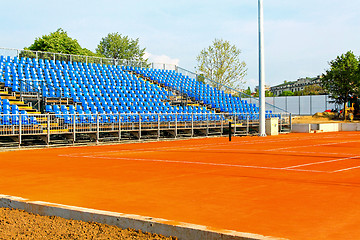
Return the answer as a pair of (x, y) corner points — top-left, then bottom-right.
(1, 132), (360, 239)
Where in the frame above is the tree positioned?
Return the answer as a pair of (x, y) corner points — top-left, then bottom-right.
(302, 84), (325, 95)
(254, 90), (274, 97)
(279, 90), (295, 96)
(196, 74), (205, 84)
(24, 28), (96, 56)
(196, 39), (247, 91)
(321, 51), (360, 120)
(96, 33), (146, 62)
(243, 87), (252, 96)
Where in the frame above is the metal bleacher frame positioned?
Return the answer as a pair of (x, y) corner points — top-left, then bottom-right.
(0, 47), (292, 147)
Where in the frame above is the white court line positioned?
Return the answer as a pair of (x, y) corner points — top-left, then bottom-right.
(76, 155), (327, 173)
(60, 136), (359, 158)
(265, 140), (360, 152)
(332, 165), (360, 173)
(283, 155), (360, 169)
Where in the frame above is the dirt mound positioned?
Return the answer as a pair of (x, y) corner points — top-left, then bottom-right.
(0, 207), (177, 240)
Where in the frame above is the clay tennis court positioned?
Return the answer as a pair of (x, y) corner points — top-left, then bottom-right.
(1, 131), (360, 239)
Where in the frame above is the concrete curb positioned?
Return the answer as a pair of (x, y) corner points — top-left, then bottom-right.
(0, 194), (285, 240)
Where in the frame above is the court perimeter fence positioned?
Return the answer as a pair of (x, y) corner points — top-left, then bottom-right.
(242, 95), (340, 116)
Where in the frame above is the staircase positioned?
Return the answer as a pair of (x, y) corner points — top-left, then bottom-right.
(0, 83), (41, 114)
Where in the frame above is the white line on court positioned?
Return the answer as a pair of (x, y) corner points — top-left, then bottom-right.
(332, 165), (360, 173)
(77, 155), (328, 173)
(283, 155), (360, 169)
(264, 140), (360, 152)
(60, 135), (358, 158)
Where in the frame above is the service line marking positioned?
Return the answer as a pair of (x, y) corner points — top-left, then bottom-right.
(76, 155), (328, 173)
(283, 155), (360, 169)
(332, 165), (360, 173)
(264, 140), (360, 152)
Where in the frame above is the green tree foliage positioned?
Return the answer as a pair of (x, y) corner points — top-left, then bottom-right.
(24, 28), (96, 56)
(279, 90), (295, 96)
(243, 87), (252, 96)
(302, 84), (326, 95)
(196, 74), (205, 84)
(196, 39), (247, 91)
(321, 51), (360, 119)
(96, 33), (146, 62)
(254, 90), (274, 97)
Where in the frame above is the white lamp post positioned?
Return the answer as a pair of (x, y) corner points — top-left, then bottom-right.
(258, 0), (266, 136)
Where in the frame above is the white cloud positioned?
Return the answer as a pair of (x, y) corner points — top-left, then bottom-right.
(144, 52), (180, 66)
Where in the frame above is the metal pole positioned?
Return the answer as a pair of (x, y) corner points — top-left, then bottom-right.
(258, 0), (266, 136)
(191, 113), (194, 137)
(47, 114), (50, 146)
(175, 113), (178, 138)
(118, 114), (121, 141)
(96, 114), (99, 144)
(229, 121), (232, 142)
(18, 114), (22, 147)
(220, 114), (223, 135)
(138, 114), (141, 140)
(157, 113), (160, 140)
(73, 113), (76, 144)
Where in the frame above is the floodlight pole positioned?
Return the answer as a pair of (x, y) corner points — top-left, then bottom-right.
(258, 0), (266, 136)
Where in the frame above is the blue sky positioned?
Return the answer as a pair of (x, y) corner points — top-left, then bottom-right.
(1, 0), (359, 89)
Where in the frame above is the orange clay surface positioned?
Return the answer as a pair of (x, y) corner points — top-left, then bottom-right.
(1, 132), (360, 239)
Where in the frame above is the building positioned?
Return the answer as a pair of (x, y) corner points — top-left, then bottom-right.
(254, 84), (270, 93)
(270, 76), (322, 96)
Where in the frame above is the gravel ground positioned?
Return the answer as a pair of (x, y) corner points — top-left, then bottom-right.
(0, 208), (177, 240)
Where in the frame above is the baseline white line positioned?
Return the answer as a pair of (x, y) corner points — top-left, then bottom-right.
(283, 155), (360, 169)
(78, 155), (327, 173)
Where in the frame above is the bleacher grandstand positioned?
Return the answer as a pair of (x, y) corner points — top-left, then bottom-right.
(0, 51), (291, 146)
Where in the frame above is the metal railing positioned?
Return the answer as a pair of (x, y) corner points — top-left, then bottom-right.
(0, 112), (291, 146)
(0, 47), (148, 68)
(176, 66), (289, 114)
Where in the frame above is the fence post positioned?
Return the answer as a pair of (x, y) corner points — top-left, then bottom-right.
(310, 95), (312, 115)
(73, 113), (76, 144)
(206, 113), (209, 136)
(234, 114), (237, 136)
(191, 113), (194, 137)
(47, 113), (50, 146)
(175, 113), (178, 138)
(157, 113), (160, 140)
(229, 121), (232, 142)
(18, 114), (22, 148)
(325, 95), (328, 110)
(138, 113), (141, 140)
(298, 95), (301, 115)
(220, 113), (223, 136)
(96, 114), (99, 144)
(246, 114), (249, 135)
(118, 114), (121, 141)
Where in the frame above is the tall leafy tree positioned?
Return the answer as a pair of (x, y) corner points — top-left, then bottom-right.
(321, 51), (360, 119)
(24, 28), (96, 56)
(96, 33), (146, 62)
(196, 39), (247, 90)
